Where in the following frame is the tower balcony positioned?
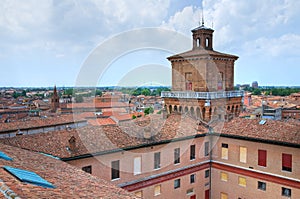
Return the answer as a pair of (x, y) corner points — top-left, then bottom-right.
(161, 90), (244, 99)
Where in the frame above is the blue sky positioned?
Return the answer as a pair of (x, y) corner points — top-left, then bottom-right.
(1, 0), (300, 87)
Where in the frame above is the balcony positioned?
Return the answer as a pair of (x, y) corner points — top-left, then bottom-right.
(161, 90), (244, 99)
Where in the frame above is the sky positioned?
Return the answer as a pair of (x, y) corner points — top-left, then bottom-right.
(1, 0), (300, 87)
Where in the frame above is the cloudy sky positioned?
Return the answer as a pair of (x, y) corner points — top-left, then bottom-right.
(1, 0), (299, 87)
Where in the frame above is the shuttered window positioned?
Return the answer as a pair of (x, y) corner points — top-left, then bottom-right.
(282, 153), (292, 172)
(238, 177), (246, 187)
(221, 143), (228, 160)
(134, 157), (141, 175)
(154, 185), (161, 196)
(221, 172), (228, 181)
(221, 192), (228, 199)
(258, 150), (267, 167)
(154, 152), (161, 169)
(239, 147), (247, 163)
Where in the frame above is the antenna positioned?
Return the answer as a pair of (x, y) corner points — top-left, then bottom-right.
(201, 5), (204, 26)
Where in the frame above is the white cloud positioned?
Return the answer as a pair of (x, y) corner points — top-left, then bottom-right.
(242, 34), (300, 57)
(0, 0), (171, 57)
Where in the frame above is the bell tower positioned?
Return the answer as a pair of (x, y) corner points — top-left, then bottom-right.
(192, 22), (214, 50)
(51, 85), (60, 112)
(162, 23), (243, 122)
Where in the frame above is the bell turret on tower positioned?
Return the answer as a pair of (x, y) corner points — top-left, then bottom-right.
(51, 85), (60, 112)
(192, 23), (214, 50)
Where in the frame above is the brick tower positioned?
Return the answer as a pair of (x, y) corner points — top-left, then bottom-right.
(162, 22), (243, 121)
(51, 85), (60, 112)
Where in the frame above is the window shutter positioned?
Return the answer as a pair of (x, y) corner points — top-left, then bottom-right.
(221, 148), (228, 159)
(258, 150), (267, 167)
(239, 147), (247, 163)
(282, 154), (292, 168)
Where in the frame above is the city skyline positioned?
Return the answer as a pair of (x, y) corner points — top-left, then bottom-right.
(1, 0), (300, 87)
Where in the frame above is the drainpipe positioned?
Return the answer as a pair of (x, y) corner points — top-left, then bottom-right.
(208, 127), (213, 199)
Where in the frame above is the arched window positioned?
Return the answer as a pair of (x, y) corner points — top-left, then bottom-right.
(174, 105), (178, 112)
(179, 106), (182, 113)
(184, 106), (189, 113)
(190, 107), (195, 117)
(202, 107), (206, 119)
(197, 38), (201, 47)
(196, 107), (200, 119)
(206, 38), (209, 48)
(169, 105), (172, 114)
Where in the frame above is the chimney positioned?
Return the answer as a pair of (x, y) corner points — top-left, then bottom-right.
(68, 136), (76, 151)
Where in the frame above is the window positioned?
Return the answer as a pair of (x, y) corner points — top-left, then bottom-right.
(190, 145), (196, 160)
(205, 169), (210, 178)
(190, 174), (195, 184)
(0, 151), (13, 161)
(205, 190), (210, 199)
(220, 192), (228, 199)
(174, 179), (180, 189)
(135, 191), (142, 197)
(239, 147), (247, 163)
(111, 160), (120, 180)
(282, 187), (291, 197)
(221, 143), (228, 160)
(174, 148), (180, 164)
(154, 152), (161, 169)
(3, 166), (55, 188)
(82, 165), (92, 174)
(186, 188), (194, 195)
(258, 181), (266, 191)
(134, 157), (141, 175)
(204, 141), (209, 156)
(238, 177), (246, 187)
(220, 172), (228, 181)
(258, 150), (267, 167)
(154, 185), (161, 196)
(282, 153), (292, 172)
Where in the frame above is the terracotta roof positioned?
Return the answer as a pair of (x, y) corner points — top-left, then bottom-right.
(0, 143), (135, 198)
(67, 102), (132, 109)
(212, 118), (300, 145)
(0, 115), (86, 133)
(2, 114), (300, 161)
(0, 114), (202, 159)
(167, 48), (238, 60)
(88, 118), (116, 126)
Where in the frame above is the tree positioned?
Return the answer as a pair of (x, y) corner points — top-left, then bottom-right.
(252, 89), (261, 95)
(75, 95), (84, 103)
(141, 88), (151, 96)
(64, 88), (74, 96)
(96, 90), (102, 96)
(144, 107), (154, 115)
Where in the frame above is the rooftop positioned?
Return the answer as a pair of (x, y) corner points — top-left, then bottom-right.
(0, 115), (86, 133)
(167, 48), (238, 61)
(0, 143), (135, 198)
(1, 114), (300, 160)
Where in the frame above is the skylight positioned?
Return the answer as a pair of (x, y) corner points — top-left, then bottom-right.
(3, 166), (55, 188)
(0, 151), (13, 161)
(259, 120), (267, 125)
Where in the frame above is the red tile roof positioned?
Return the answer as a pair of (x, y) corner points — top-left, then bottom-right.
(0, 114), (202, 159)
(0, 143), (135, 198)
(88, 118), (116, 126)
(2, 114), (300, 161)
(0, 115), (86, 133)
